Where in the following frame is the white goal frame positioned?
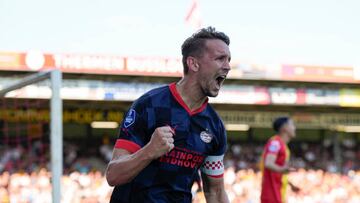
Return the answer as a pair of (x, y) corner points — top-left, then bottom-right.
(0, 69), (63, 203)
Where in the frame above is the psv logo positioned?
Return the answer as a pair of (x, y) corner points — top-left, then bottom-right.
(200, 130), (213, 143)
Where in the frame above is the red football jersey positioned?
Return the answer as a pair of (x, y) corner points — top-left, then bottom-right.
(260, 135), (290, 203)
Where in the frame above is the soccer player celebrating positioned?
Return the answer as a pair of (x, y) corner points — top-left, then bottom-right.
(106, 27), (231, 203)
(260, 117), (300, 203)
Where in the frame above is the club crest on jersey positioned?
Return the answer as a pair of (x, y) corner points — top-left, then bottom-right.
(124, 109), (136, 128)
(200, 130), (213, 143)
(269, 140), (280, 152)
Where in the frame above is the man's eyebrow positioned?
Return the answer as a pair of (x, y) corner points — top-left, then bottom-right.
(215, 54), (231, 60)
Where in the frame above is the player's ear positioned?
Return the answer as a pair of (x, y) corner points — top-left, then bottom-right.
(186, 56), (199, 72)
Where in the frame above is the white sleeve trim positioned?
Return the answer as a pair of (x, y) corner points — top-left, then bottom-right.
(200, 155), (224, 176)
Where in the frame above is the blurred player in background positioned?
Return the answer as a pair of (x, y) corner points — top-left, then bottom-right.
(260, 117), (300, 203)
(106, 27), (231, 203)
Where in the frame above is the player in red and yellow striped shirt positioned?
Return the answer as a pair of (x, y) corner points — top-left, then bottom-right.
(260, 117), (300, 203)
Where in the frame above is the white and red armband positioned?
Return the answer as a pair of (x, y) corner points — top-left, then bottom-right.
(200, 155), (224, 178)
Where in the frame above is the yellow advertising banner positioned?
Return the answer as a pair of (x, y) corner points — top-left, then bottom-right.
(218, 111), (360, 129)
(339, 89), (360, 107)
(0, 109), (123, 123)
(1, 109), (360, 129)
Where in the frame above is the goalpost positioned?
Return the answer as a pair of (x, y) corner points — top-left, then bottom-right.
(0, 69), (63, 203)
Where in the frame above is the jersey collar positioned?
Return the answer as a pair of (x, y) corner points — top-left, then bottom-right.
(169, 82), (208, 116)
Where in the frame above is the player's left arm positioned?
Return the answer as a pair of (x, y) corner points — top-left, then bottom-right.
(201, 173), (229, 203)
(201, 120), (229, 203)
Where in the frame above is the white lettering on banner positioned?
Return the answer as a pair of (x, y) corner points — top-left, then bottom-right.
(306, 89), (340, 105)
(211, 86), (270, 104)
(306, 89), (325, 105)
(218, 111), (360, 128)
(53, 54), (125, 71)
(126, 57), (182, 74)
(325, 90), (340, 105)
(333, 69), (353, 77)
(270, 88), (297, 104)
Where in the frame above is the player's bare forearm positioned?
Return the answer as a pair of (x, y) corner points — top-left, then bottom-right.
(105, 146), (154, 186)
(202, 174), (229, 203)
(204, 189), (229, 203)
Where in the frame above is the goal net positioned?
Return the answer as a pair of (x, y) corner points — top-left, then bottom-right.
(0, 70), (62, 203)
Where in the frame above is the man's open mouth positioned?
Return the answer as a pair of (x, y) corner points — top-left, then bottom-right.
(216, 75), (226, 86)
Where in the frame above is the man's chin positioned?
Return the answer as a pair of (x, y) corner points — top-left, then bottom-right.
(206, 90), (219, 97)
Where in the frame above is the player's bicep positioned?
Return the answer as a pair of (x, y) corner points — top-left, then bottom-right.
(110, 147), (131, 161)
(201, 172), (225, 193)
(106, 147), (133, 186)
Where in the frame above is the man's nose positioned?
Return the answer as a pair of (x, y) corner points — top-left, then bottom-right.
(223, 61), (231, 71)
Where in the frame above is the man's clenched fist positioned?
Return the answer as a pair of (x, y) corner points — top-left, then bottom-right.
(145, 126), (175, 159)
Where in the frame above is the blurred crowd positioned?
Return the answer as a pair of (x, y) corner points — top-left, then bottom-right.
(193, 168), (360, 203)
(0, 140), (358, 202)
(0, 168), (359, 203)
(0, 168), (112, 203)
(225, 141), (359, 173)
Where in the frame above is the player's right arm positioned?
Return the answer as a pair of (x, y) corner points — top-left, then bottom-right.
(263, 139), (290, 173)
(106, 126), (174, 186)
(264, 154), (289, 173)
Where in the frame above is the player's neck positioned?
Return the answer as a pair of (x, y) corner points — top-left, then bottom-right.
(176, 78), (207, 111)
(279, 134), (290, 144)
